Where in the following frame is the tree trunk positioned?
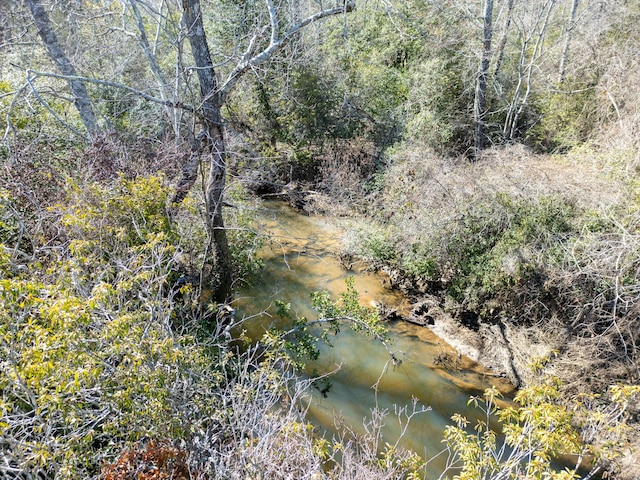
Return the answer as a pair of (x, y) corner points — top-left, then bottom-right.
(474, 0), (494, 155)
(558, 0), (579, 84)
(493, 0), (514, 78)
(26, 0), (100, 138)
(181, 0), (233, 303)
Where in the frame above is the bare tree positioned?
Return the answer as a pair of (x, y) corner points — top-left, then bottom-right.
(177, 0), (355, 302)
(502, 0), (557, 142)
(474, 0), (494, 154)
(25, 0), (100, 138)
(493, 0), (514, 78)
(123, 0), (184, 138)
(558, 0), (580, 83)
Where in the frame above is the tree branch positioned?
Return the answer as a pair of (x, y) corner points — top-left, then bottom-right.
(221, 1), (355, 97)
(266, 0), (279, 46)
(25, 69), (196, 113)
(26, 74), (86, 138)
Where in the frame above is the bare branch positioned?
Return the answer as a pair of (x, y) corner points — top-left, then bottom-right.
(266, 0), (278, 47)
(26, 76), (86, 137)
(221, 1), (355, 97)
(24, 69), (196, 113)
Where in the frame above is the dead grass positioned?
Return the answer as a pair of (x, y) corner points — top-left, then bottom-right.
(379, 143), (625, 244)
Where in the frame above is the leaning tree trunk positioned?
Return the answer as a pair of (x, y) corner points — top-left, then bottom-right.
(493, 0), (513, 78)
(26, 0), (100, 138)
(474, 0), (494, 155)
(181, 0), (233, 303)
(558, 0), (579, 84)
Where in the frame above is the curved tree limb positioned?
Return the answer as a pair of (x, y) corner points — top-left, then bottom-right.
(220, 1), (355, 98)
(25, 69), (196, 113)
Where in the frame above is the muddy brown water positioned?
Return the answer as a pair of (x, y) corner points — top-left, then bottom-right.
(234, 201), (514, 474)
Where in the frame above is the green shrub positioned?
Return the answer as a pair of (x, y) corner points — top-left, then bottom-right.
(527, 80), (599, 152)
(401, 242), (441, 281)
(225, 184), (265, 286)
(356, 227), (398, 266)
(435, 194), (577, 312)
(403, 55), (473, 151)
(443, 374), (640, 480)
(0, 175), (227, 478)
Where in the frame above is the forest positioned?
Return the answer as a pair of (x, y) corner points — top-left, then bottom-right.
(1, 0), (639, 478)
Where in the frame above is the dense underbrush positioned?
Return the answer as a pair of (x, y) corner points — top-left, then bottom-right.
(332, 141), (640, 477)
(1, 134), (639, 479)
(0, 154), (428, 479)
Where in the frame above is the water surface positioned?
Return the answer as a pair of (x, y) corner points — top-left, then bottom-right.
(235, 201), (514, 473)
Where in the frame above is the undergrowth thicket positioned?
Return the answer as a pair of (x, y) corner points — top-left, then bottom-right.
(0, 166), (425, 478)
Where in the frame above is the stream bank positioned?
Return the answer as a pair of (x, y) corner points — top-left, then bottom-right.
(246, 180), (527, 389)
(242, 142), (640, 479)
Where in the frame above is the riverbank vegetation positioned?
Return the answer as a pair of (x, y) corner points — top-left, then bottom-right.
(2, 0), (640, 478)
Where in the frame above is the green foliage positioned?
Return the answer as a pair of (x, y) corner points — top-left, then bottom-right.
(243, 65), (362, 154)
(311, 277), (387, 341)
(0, 175), (221, 477)
(324, 3), (415, 122)
(439, 194), (577, 311)
(267, 299), (322, 370)
(341, 55), (409, 127)
(283, 67), (351, 143)
(527, 81), (599, 152)
(355, 228), (398, 266)
(0, 275), (201, 477)
(62, 174), (173, 249)
(354, 191), (577, 314)
(224, 185), (265, 284)
(265, 278), (389, 371)
(403, 54), (473, 151)
(443, 375), (640, 480)
(401, 242), (441, 281)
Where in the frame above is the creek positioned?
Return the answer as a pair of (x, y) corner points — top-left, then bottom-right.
(235, 201), (514, 474)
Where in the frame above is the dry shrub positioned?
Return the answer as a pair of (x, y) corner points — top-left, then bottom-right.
(549, 215), (640, 394)
(0, 141), (70, 261)
(317, 138), (378, 212)
(75, 135), (185, 182)
(380, 143), (625, 250)
(0, 134), (191, 276)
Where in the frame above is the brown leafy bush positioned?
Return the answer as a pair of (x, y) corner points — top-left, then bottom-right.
(103, 440), (202, 480)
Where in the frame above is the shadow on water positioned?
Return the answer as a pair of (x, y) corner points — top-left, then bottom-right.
(234, 201), (515, 475)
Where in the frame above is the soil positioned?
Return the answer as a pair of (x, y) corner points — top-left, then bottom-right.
(378, 286), (526, 388)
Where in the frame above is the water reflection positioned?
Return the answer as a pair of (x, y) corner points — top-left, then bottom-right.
(235, 201), (513, 474)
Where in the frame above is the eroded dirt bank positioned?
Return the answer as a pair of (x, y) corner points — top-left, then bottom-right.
(244, 146), (640, 478)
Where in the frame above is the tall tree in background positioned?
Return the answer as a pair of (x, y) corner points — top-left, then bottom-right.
(493, 0), (514, 78)
(474, 0), (494, 154)
(25, 0), (100, 138)
(558, 0), (579, 83)
(502, 0), (557, 142)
